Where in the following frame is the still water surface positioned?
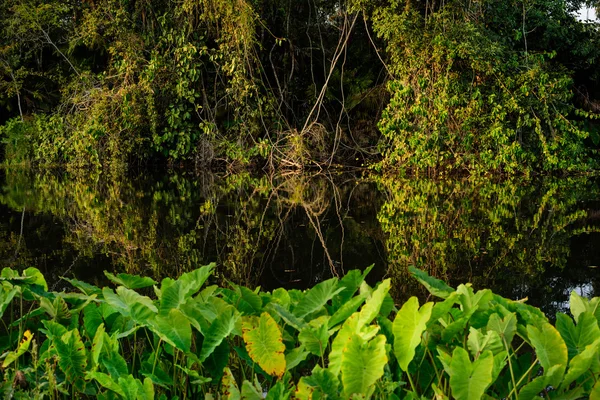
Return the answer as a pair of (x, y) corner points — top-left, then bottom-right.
(0, 168), (598, 316)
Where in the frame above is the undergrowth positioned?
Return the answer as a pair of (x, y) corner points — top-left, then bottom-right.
(1, 264), (599, 399)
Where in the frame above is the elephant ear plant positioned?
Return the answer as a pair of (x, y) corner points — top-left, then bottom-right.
(0, 263), (599, 399)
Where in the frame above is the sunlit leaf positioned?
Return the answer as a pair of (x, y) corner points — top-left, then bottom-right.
(409, 266), (453, 299)
(104, 271), (157, 289)
(341, 334), (387, 397)
(149, 309), (192, 353)
(442, 348), (493, 400)
(393, 296), (433, 371)
(242, 312), (286, 377)
(526, 322), (568, 388)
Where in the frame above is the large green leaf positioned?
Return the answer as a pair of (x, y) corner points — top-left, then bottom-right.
(292, 278), (342, 319)
(358, 279), (391, 327)
(285, 346), (310, 371)
(467, 327), (503, 358)
(341, 334), (387, 397)
(409, 266), (453, 299)
(63, 277), (102, 296)
(198, 306), (238, 362)
(242, 312), (286, 377)
(86, 371), (125, 397)
(393, 296), (433, 371)
(149, 309), (192, 353)
(91, 323), (105, 368)
(55, 329), (88, 382)
(270, 303), (307, 331)
(486, 312), (517, 345)
(570, 291), (600, 322)
(0, 287), (18, 318)
(104, 271), (157, 290)
(100, 339), (129, 378)
(158, 264), (214, 315)
(517, 375), (547, 400)
(328, 292), (367, 329)
(560, 338), (600, 390)
(299, 323), (330, 357)
(442, 348), (494, 400)
(102, 286), (157, 323)
(556, 311), (600, 359)
(526, 322), (568, 388)
(83, 303), (104, 338)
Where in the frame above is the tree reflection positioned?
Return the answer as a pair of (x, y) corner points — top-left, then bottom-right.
(376, 176), (600, 315)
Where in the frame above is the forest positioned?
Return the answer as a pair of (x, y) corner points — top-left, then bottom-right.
(1, 0), (600, 174)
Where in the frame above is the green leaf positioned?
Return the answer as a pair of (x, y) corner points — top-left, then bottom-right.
(329, 313), (360, 376)
(63, 277), (102, 296)
(41, 319), (68, 340)
(293, 278), (342, 319)
(83, 303), (104, 338)
(299, 323), (330, 357)
(23, 267), (48, 291)
(285, 346), (310, 371)
(242, 312), (286, 377)
(591, 379), (600, 400)
(442, 348), (494, 400)
(241, 380), (263, 400)
(104, 272), (157, 290)
(139, 377), (155, 400)
(341, 334), (387, 397)
(102, 286), (157, 322)
(198, 306), (238, 362)
(265, 380), (292, 400)
(487, 312), (517, 345)
(296, 366), (340, 400)
(55, 329), (88, 382)
(149, 309), (192, 353)
(409, 266), (453, 299)
(560, 338), (600, 390)
(100, 339), (129, 378)
(556, 311), (600, 359)
(467, 327), (503, 358)
(270, 303), (307, 331)
(393, 296), (433, 371)
(40, 296), (71, 323)
(570, 291), (600, 323)
(329, 292), (367, 328)
(518, 375), (547, 400)
(159, 264), (214, 315)
(91, 323), (105, 368)
(86, 371), (125, 397)
(204, 340), (229, 381)
(118, 375), (141, 400)
(526, 322), (568, 388)
(0, 288), (18, 318)
(358, 279), (391, 327)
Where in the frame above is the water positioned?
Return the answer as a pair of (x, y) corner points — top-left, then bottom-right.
(1, 168), (599, 316)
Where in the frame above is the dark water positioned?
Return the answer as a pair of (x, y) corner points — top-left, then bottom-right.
(1, 168), (599, 316)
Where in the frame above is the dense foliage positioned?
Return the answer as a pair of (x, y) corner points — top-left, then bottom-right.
(1, 0), (599, 172)
(1, 264), (600, 398)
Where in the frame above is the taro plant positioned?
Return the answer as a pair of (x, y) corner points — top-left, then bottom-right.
(0, 263), (600, 399)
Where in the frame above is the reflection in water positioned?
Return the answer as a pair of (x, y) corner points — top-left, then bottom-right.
(0, 168), (598, 315)
(0, 169), (386, 290)
(377, 176), (600, 315)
